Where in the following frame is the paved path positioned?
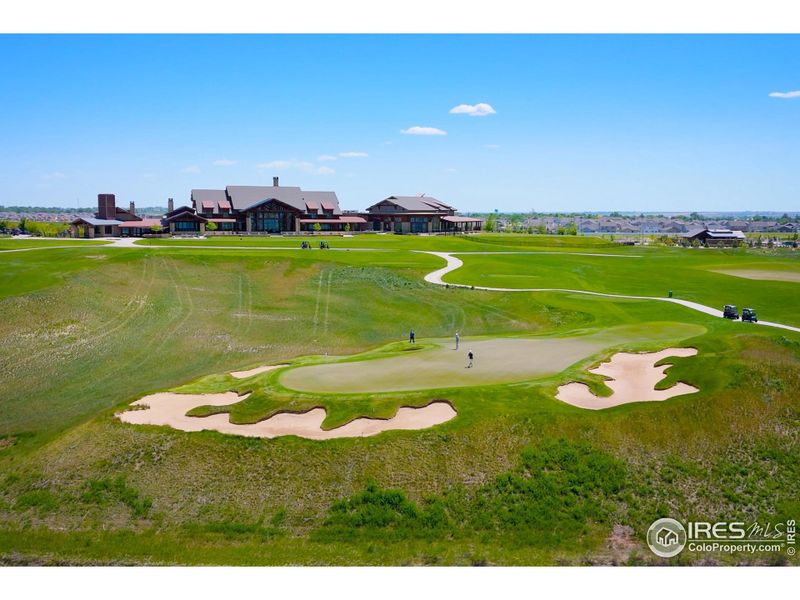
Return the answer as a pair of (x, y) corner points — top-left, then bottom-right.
(417, 251), (800, 335)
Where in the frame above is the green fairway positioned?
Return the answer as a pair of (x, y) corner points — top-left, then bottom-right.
(0, 238), (110, 250)
(442, 247), (800, 326)
(1, 233), (799, 566)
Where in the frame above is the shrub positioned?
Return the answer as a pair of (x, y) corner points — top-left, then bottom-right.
(81, 476), (152, 519)
(315, 440), (627, 547)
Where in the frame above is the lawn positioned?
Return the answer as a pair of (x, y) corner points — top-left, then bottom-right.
(0, 233), (798, 566)
(443, 246), (800, 326)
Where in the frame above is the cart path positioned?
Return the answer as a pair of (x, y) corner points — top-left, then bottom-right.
(417, 251), (800, 335)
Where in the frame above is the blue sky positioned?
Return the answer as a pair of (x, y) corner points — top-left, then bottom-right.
(1, 34), (799, 212)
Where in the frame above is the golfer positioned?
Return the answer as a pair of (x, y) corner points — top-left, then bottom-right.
(467, 350), (473, 368)
(455, 332), (460, 350)
(409, 329), (416, 343)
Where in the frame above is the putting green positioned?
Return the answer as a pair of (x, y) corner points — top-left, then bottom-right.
(280, 322), (706, 393)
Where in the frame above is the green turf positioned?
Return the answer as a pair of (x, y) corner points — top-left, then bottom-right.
(443, 247), (800, 326)
(0, 233), (798, 565)
(0, 238), (110, 250)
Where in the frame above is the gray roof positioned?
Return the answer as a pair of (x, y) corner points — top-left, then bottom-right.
(72, 217), (123, 226)
(302, 191), (341, 215)
(226, 185), (303, 212)
(223, 185), (341, 214)
(684, 227), (746, 239)
(191, 189), (229, 212)
(367, 195), (455, 213)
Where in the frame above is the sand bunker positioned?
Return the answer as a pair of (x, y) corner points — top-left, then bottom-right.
(229, 364), (288, 379)
(710, 269), (800, 283)
(117, 391), (456, 440)
(556, 347), (699, 410)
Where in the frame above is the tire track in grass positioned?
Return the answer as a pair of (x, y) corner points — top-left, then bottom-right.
(59, 256), (191, 395)
(1, 256), (156, 376)
(243, 270), (254, 337)
(323, 269), (333, 333)
(144, 255), (195, 359)
(312, 268), (324, 335)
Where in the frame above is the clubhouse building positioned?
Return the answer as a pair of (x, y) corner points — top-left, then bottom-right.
(70, 179), (482, 237)
(363, 195), (482, 233)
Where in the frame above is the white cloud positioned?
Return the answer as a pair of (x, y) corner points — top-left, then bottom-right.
(257, 160), (333, 176)
(318, 154), (338, 162)
(485, 144), (500, 149)
(181, 165), (201, 174)
(256, 160), (293, 170)
(213, 159), (236, 166)
(401, 126), (447, 136)
(339, 151), (368, 158)
(445, 167), (458, 173)
(41, 171), (66, 180)
(449, 103), (496, 117)
(768, 90), (800, 99)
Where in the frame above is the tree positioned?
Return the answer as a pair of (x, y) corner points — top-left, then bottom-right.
(150, 224), (163, 234)
(536, 224), (546, 235)
(313, 222), (322, 233)
(344, 222), (351, 233)
(566, 224), (578, 236)
(484, 214), (496, 232)
(205, 221), (218, 232)
(557, 226), (566, 235)
(18, 217), (27, 232)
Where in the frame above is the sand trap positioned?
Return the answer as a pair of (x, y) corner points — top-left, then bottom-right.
(556, 347), (699, 410)
(229, 364), (289, 379)
(710, 269), (800, 283)
(117, 392), (456, 440)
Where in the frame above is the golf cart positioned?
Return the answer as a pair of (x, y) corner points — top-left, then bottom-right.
(723, 305), (739, 320)
(741, 308), (758, 323)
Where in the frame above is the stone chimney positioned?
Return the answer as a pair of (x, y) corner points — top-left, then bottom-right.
(273, 176), (279, 187)
(129, 201), (136, 214)
(168, 198), (174, 213)
(97, 193), (116, 220)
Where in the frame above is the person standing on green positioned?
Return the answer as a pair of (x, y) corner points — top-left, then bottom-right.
(455, 332), (460, 350)
(409, 329), (415, 343)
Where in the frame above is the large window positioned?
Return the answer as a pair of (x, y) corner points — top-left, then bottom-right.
(410, 217), (428, 233)
(174, 221), (200, 231)
(250, 205), (296, 232)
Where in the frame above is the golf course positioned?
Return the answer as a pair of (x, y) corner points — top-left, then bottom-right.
(1, 233), (798, 565)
